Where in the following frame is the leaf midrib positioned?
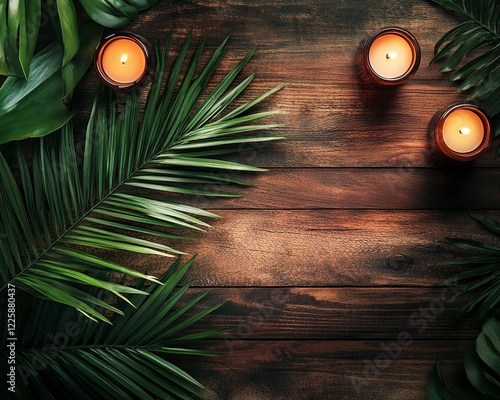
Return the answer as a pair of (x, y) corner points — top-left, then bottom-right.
(2, 126), (179, 292)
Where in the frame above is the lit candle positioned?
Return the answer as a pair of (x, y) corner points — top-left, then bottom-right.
(362, 27), (421, 85)
(95, 33), (150, 90)
(434, 104), (492, 161)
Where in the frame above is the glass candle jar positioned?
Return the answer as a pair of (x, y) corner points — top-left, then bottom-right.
(362, 27), (421, 85)
(433, 104), (492, 162)
(94, 32), (151, 90)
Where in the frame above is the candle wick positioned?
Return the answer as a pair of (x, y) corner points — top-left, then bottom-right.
(459, 127), (470, 135)
(120, 55), (127, 65)
(386, 52), (397, 60)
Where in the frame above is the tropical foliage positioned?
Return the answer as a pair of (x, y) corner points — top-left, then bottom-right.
(427, 316), (500, 400)
(429, 0), (500, 140)
(0, 23), (103, 145)
(427, 214), (500, 399)
(0, 0), (158, 79)
(1, 258), (231, 399)
(438, 214), (500, 326)
(0, 0), (159, 143)
(0, 31), (283, 323)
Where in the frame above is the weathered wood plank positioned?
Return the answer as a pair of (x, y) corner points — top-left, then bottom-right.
(178, 287), (478, 340)
(167, 169), (500, 210)
(113, 210), (500, 287)
(176, 340), (474, 400)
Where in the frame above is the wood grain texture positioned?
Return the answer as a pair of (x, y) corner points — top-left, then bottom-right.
(166, 169), (500, 210)
(176, 340), (475, 400)
(113, 210), (500, 287)
(179, 288), (478, 340)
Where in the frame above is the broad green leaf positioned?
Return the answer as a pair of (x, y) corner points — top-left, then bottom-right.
(5, 0), (24, 77)
(483, 318), (500, 353)
(19, 0), (42, 78)
(56, 0), (80, 67)
(427, 365), (459, 400)
(476, 329), (500, 375)
(464, 344), (500, 398)
(77, 0), (159, 28)
(0, 23), (103, 145)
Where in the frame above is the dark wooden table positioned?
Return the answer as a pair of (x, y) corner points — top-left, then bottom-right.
(73, 0), (499, 398)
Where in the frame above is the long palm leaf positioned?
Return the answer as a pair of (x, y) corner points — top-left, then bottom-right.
(0, 258), (230, 399)
(0, 32), (284, 322)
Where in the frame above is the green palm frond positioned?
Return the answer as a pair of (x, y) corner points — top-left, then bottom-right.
(437, 214), (500, 326)
(1, 258), (230, 399)
(429, 0), (500, 135)
(427, 315), (500, 400)
(0, 32), (283, 322)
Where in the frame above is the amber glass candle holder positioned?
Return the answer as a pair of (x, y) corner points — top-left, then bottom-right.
(94, 32), (151, 90)
(362, 27), (421, 85)
(432, 104), (492, 162)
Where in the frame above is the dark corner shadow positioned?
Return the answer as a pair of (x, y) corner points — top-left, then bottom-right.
(425, 166), (491, 209)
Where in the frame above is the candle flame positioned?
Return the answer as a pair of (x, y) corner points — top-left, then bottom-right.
(120, 54), (127, 65)
(459, 127), (471, 135)
(386, 51), (397, 60)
